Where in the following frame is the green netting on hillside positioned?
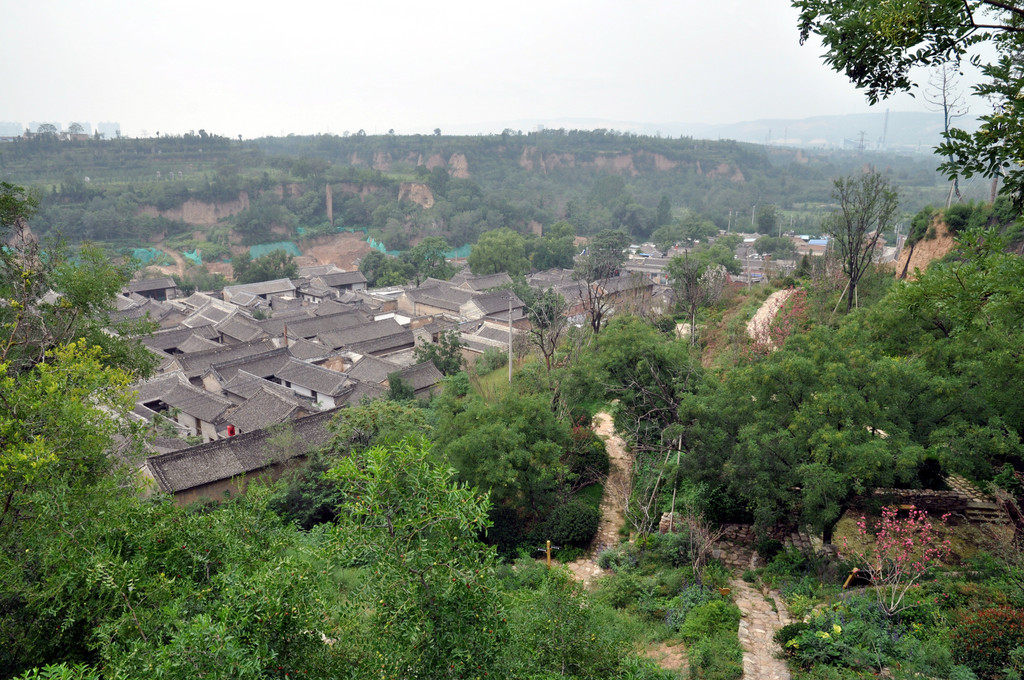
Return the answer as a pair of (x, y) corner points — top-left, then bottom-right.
(182, 249), (201, 265)
(296, 225), (368, 237)
(367, 238), (402, 257)
(132, 247), (162, 263)
(366, 238), (471, 260)
(444, 244), (472, 259)
(249, 241), (302, 259)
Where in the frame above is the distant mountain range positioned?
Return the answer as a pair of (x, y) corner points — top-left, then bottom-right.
(457, 111), (981, 155)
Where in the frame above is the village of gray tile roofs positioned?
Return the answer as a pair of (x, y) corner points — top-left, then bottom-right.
(123, 259), (668, 504)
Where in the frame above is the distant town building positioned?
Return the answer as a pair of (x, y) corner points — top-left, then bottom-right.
(97, 122), (121, 139)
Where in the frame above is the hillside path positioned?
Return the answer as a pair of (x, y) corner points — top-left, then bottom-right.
(563, 411), (632, 587)
(730, 578), (793, 680)
(156, 246), (188, 278)
(746, 289), (794, 345)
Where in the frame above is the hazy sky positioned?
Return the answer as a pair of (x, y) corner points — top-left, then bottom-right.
(1, 1), (975, 139)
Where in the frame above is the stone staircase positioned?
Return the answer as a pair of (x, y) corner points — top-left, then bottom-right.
(965, 501), (1010, 524)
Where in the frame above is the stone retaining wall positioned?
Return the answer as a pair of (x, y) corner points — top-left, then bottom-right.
(860, 487), (976, 517)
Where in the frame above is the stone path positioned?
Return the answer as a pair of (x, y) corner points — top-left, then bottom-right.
(746, 289), (794, 347)
(730, 578), (794, 680)
(564, 411), (632, 586)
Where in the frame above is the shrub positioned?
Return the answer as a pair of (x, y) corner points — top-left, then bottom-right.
(755, 537), (784, 564)
(596, 543), (639, 572)
(944, 203), (975, 235)
(544, 498), (600, 548)
(595, 571), (646, 610)
(687, 631), (743, 680)
(679, 600), (741, 643)
(563, 426), (610, 483)
(647, 530), (694, 569)
(475, 347), (507, 373)
(774, 622), (809, 652)
(951, 607), (1024, 679)
(665, 585), (720, 631)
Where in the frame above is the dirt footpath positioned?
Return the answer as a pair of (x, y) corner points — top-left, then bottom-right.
(563, 411), (632, 586)
(746, 289), (793, 346)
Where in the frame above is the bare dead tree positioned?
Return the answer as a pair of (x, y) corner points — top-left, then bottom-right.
(924, 59), (968, 204)
(824, 172), (900, 313)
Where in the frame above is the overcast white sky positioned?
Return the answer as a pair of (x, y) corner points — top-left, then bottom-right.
(0, 0), (977, 139)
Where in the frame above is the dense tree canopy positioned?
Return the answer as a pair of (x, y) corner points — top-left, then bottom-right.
(468, 227), (530, 276)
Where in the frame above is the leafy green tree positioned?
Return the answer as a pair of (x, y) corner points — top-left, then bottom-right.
(413, 328), (465, 375)
(359, 250), (414, 287)
(753, 235), (798, 259)
(432, 391), (571, 550)
(323, 439), (508, 677)
(403, 236), (456, 285)
(681, 320), (946, 542)
(824, 173), (900, 312)
(864, 228), (1024, 478)
(270, 400), (432, 529)
(666, 253), (728, 345)
(386, 371), (416, 401)
(655, 195), (672, 228)
(756, 204), (780, 235)
(530, 220), (576, 270)
(291, 156), (329, 183)
(231, 249), (298, 284)
(1, 184), (155, 377)
(469, 227), (530, 276)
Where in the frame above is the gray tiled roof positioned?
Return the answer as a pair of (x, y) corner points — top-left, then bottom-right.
(315, 271), (367, 288)
(269, 295), (306, 313)
(162, 384), (234, 423)
(176, 334), (221, 353)
(467, 290), (524, 316)
(451, 272), (513, 291)
(225, 290), (264, 308)
(254, 309), (315, 336)
(297, 264), (344, 278)
(168, 338), (279, 379)
(227, 387), (307, 433)
(142, 325), (220, 353)
(223, 278), (296, 299)
(182, 300), (237, 328)
(221, 369), (298, 403)
(145, 408), (340, 493)
(318, 318), (413, 355)
(135, 372), (234, 423)
(263, 309), (369, 340)
(347, 355), (402, 384)
(215, 315), (267, 343)
(276, 358), (351, 397)
(342, 380), (387, 405)
(474, 324), (515, 344)
(127, 277), (176, 293)
(208, 346), (291, 382)
(286, 337), (331, 361)
(134, 372), (188, 404)
(314, 300), (361, 317)
(396, 361), (444, 394)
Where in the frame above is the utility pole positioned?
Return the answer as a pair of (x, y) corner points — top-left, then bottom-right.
(508, 294), (513, 384)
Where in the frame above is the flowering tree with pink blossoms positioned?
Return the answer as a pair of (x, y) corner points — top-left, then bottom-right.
(842, 505), (952, 617)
